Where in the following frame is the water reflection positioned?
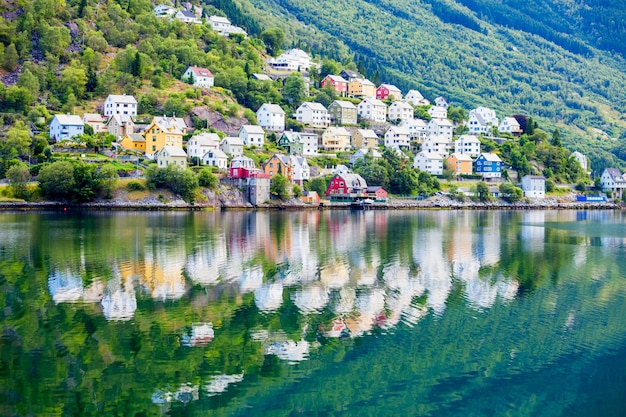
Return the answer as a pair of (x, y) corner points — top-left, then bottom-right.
(3, 210), (626, 415)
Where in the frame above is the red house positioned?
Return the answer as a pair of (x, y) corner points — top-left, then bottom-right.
(326, 173), (368, 197)
(366, 186), (388, 201)
(376, 84), (402, 101)
(321, 75), (349, 96)
(229, 156), (268, 178)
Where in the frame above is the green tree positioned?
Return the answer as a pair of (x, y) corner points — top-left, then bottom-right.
(475, 181), (492, 202)
(260, 28), (284, 57)
(3, 44), (18, 71)
(39, 25), (71, 56)
(306, 176), (328, 196)
(551, 129), (562, 147)
(17, 69), (40, 96)
(292, 184), (303, 198)
(61, 61), (88, 98)
(3, 121), (32, 159)
(499, 182), (523, 202)
(319, 59), (340, 79)
(198, 168), (218, 189)
(270, 174), (289, 200)
(38, 161), (75, 200)
(447, 106), (467, 124)
(97, 164), (119, 199)
(6, 163), (31, 200)
(282, 73), (306, 107)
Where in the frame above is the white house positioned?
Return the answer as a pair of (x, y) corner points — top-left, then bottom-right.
(384, 126), (411, 149)
(187, 132), (220, 160)
(413, 151), (444, 175)
(468, 107), (498, 135)
(156, 146), (187, 168)
(154, 4), (176, 17)
(290, 155), (310, 185)
(423, 135), (452, 155)
(207, 15), (247, 37)
(349, 148), (382, 165)
(357, 98), (387, 123)
(183, 66), (214, 88)
(435, 96), (449, 109)
(454, 135), (481, 157)
(239, 125), (265, 147)
(202, 149), (229, 170)
(296, 102), (330, 128)
(521, 175), (546, 198)
(256, 103), (285, 131)
(298, 132), (319, 156)
(572, 151), (590, 175)
(49, 114), (84, 142)
(600, 168), (626, 198)
(388, 101), (414, 123)
(498, 116), (522, 136)
(404, 90), (430, 106)
(427, 106), (448, 120)
(427, 118), (454, 140)
(268, 49), (313, 71)
(175, 10), (201, 24)
(220, 136), (244, 157)
(103, 94), (137, 118)
(400, 118), (428, 142)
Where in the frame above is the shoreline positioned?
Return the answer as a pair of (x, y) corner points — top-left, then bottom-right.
(0, 198), (620, 211)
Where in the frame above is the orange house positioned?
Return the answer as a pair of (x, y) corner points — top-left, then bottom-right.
(446, 153), (474, 175)
(264, 154), (294, 181)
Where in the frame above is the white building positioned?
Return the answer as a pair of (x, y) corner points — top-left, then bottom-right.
(427, 118), (454, 140)
(468, 107), (498, 135)
(103, 94), (138, 118)
(175, 10), (201, 24)
(239, 125), (265, 147)
(435, 96), (449, 109)
(384, 126), (411, 149)
(268, 49), (313, 71)
(454, 135), (481, 157)
(154, 4), (176, 17)
(220, 136), (244, 157)
(202, 149), (228, 170)
(290, 155), (310, 185)
(187, 132), (220, 160)
(572, 151), (590, 175)
(423, 135), (452, 155)
(49, 114), (84, 142)
(183, 66), (214, 88)
(600, 168), (626, 198)
(388, 101), (414, 123)
(521, 175), (546, 198)
(357, 98), (387, 123)
(404, 90), (430, 106)
(427, 106), (448, 120)
(207, 15), (247, 37)
(257, 103), (286, 131)
(400, 118), (428, 142)
(349, 148), (382, 165)
(498, 116), (522, 136)
(296, 102), (330, 128)
(298, 132), (319, 156)
(413, 151), (444, 175)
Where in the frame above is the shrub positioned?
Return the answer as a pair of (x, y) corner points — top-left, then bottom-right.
(127, 181), (145, 191)
(198, 168), (218, 189)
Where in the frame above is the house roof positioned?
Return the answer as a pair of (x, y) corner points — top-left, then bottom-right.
(429, 118), (453, 127)
(448, 152), (473, 161)
(405, 89), (424, 99)
(603, 168), (625, 181)
(479, 153), (502, 162)
(418, 151), (443, 160)
(187, 66), (214, 77)
(208, 15), (230, 24)
(522, 175), (546, 180)
(240, 125), (265, 134)
(325, 75), (348, 83)
(106, 94), (137, 104)
(331, 100), (357, 109)
(357, 78), (375, 87)
(82, 113), (104, 123)
(177, 10), (196, 18)
(390, 101), (413, 110)
(52, 114), (83, 126)
(258, 103), (285, 114)
(458, 135), (481, 143)
(340, 69), (361, 79)
(203, 149), (228, 159)
(160, 146), (187, 157)
(386, 126), (410, 135)
(359, 97), (386, 107)
(357, 129), (378, 138)
(153, 116), (187, 131)
(379, 83), (401, 93)
(191, 132), (220, 146)
(324, 127), (350, 136)
(299, 102), (327, 111)
(106, 114), (134, 126)
(366, 186), (386, 192)
(222, 136), (244, 146)
(252, 73), (272, 81)
(335, 172), (368, 188)
(126, 133), (145, 142)
(353, 148), (382, 158)
(400, 119), (427, 128)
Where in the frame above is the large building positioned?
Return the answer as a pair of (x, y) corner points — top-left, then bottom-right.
(49, 114), (84, 142)
(103, 94), (138, 118)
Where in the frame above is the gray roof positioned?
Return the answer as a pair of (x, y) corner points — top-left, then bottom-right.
(52, 114), (83, 126)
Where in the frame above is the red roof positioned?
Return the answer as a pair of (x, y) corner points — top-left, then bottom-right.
(189, 66), (214, 77)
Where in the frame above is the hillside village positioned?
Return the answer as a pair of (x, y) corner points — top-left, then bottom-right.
(0, 0), (621, 206)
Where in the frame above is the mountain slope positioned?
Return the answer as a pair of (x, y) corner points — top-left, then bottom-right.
(231, 0), (626, 171)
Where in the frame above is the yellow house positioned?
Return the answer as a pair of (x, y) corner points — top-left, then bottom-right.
(446, 153), (474, 175)
(264, 154), (293, 181)
(144, 119), (184, 159)
(351, 129), (379, 149)
(119, 133), (146, 152)
(348, 78), (376, 98)
(321, 127), (351, 153)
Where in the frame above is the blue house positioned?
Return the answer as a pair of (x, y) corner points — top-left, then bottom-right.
(475, 153), (502, 179)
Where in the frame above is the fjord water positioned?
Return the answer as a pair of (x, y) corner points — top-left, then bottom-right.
(1, 210), (626, 416)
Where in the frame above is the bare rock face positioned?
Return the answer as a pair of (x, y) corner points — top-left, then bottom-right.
(217, 186), (251, 208)
(189, 107), (248, 135)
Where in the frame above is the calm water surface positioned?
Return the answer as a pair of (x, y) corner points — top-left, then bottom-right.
(1, 210), (626, 416)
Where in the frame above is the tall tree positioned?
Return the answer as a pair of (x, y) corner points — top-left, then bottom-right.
(282, 73), (306, 107)
(260, 28), (284, 57)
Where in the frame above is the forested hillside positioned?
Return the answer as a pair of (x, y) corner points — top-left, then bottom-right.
(229, 0), (626, 170)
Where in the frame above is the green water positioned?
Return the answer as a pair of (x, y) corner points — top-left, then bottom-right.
(1, 210), (626, 416)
